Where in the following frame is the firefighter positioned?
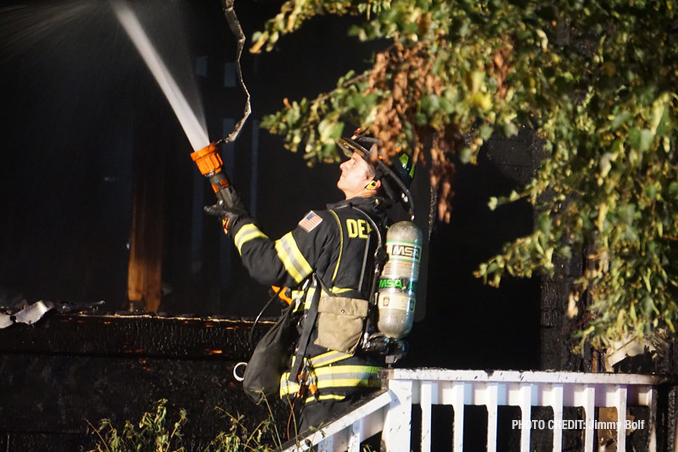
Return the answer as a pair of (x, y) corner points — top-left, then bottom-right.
(208, 130), (415, 433)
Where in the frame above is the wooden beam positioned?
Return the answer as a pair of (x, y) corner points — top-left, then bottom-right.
(127, 146), (165, 312)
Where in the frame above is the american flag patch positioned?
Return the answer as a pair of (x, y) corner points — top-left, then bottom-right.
(298, 211), (323, 232)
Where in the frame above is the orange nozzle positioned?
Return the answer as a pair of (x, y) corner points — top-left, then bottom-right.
(191, 142), (223, 176)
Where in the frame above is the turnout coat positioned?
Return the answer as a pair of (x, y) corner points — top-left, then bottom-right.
(228, 196), (388, 404)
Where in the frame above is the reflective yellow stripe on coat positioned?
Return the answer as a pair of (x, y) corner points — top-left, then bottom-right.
(233, 224), (268, 255)
(280, 364), (381, 399)
(274, 232), (313, 284)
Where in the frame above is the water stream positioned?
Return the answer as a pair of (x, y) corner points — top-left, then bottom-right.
(111, 0), (210, 151)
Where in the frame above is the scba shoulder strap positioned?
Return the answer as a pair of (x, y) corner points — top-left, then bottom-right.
(288, 274), (325, 383)
(349, 205), (387, 298)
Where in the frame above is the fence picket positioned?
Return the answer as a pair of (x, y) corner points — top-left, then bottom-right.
(282, 370), (660, 452)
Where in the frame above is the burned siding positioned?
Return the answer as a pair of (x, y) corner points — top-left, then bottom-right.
(0, 312), (287, 451)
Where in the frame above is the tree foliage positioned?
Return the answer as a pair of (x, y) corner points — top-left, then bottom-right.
(251, 0), (678, 349)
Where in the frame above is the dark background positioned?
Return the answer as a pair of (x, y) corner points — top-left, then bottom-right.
(0, 0), (540, 371)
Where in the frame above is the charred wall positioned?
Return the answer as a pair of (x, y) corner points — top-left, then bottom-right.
(0, 312), (287, 451)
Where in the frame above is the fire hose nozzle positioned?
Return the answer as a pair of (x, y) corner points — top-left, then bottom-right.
(191, 142), (244, 210)
(191, 142), (232, 196)
(191, 142), (224, 177)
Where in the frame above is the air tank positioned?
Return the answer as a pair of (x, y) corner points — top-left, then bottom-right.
(377, 221), (423, 339)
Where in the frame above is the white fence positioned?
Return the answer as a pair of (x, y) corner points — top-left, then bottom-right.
(282, 369), (661, 452)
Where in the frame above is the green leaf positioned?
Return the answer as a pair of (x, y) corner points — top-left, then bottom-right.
(459, 147), (472, 163)
(618, 204), (636, 225)
(669, 182), (678, 200)
(501, 120), (519, 137)
(557, 245), (572, 259)
(469, 92), (492, 110)
(479, 124), (494, 140)
(415, 112), (428, 125)
(318, 119), (344, 141)
(421, 93), (441, 115)
(628, 127), (654, 152)
(611, 111), (632, 130)
(639, 129), (655, 152)
(537, 213), (552, 235)
(488, 197), (498, 210)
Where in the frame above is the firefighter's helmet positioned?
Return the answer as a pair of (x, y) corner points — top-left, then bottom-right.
(336, 130), (416, 191)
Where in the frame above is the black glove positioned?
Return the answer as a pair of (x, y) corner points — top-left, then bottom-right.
(204, 202), (249, 234)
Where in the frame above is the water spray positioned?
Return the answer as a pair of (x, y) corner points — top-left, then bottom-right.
(113, 0), (253, 208)
(111, 0), (210, 150)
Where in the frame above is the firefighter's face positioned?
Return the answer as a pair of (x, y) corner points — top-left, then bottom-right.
(337, 152), (376, 199)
